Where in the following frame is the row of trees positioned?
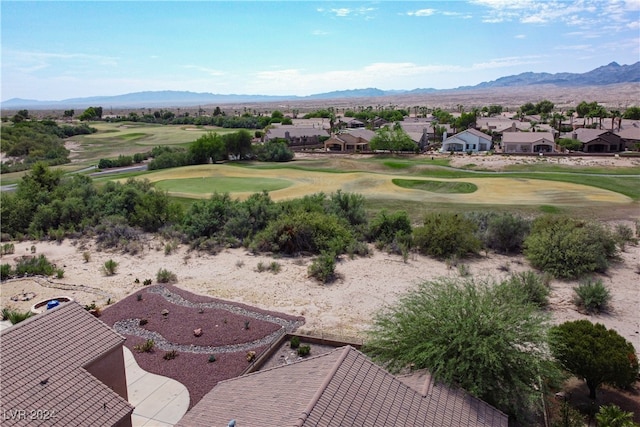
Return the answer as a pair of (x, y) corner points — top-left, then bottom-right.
(0, 119), (96, 173)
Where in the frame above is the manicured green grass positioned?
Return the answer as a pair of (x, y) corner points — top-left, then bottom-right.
(154, 177), (291, 194)
(392, 179), (478, 194)
(117, 132), (149, 141)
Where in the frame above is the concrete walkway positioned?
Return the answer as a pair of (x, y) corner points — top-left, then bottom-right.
(124, 347), (190, 427)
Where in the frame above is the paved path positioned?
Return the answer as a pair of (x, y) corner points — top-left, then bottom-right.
(124, 347), (190, 427)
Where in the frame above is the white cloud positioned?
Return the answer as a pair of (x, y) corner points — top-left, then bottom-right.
(312, 30), (330, 36)
(515, 34), (526, 38)
(407, 9), (436, 17)
(472, 0), (638, 29)
(331, 8), (351, 17)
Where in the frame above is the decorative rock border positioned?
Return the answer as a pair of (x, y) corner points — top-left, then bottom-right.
(112, 285), (303, 354)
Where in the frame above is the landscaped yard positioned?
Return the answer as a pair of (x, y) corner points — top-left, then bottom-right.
(99, 285), (303, 409)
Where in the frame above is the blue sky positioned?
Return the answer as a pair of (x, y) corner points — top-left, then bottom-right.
(1, 1), (639, 101)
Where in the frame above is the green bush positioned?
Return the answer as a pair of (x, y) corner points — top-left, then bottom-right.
(367, 210), (412, 246)
(482, 213), (530, 254)
(134, 339), (155, 353)
(14, 254), (55, 277)
(208, 354), (216, 363)
(413, 212), (481, 258)
(1, 243), (15, 255)
(156, 268), (177, 284)
(595, 404), (635, 427)
(505, 271), (551, 307)
(1, 264), (12, 280)
(308, 251), (337, 283)
(163, 350), (178, 360)
(102, 259), (118, 276)
(613, 223), (638, 250)
(297, 345), (311, 357)
(252, 211), (353, 255)
(574, 279), (611, 314)
(524, 216), (617, 279)
(290, 336), (300, 349)
(2, 308), (34, 325)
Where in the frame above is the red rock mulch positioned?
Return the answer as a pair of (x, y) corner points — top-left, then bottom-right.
(100, 285), (304, 409)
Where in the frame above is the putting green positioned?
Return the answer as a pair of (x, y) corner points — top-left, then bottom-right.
(141, 164), (633, 206)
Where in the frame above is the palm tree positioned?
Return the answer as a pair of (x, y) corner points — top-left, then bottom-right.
(609, 109), (621, 131)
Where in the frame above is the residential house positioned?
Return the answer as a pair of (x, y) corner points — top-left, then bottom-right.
(264, 126), (330, 149)
(501, 132), (556, 153)
(400, 121), (454, 150)
(570, 129), (626, 153)
(177, 345), (508, 427)
(324, 128), (376, 152)
(337, 117), (366, 128)
(0, 302), (134, 427)
(441, 128), (493, 153)
(615, 122), (640, 150)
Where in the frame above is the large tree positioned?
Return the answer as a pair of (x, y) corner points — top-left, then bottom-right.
(364, 277), (556, 421)
(369, 123), (417, 152)
(549, 320), (638, 400)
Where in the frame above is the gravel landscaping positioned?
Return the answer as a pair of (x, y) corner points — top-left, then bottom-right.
(100, 285), (304, 408)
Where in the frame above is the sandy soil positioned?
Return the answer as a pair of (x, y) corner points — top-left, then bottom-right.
(2, 236), (638, 354)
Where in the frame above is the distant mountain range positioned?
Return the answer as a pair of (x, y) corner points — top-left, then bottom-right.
(2, 61), (638, 109)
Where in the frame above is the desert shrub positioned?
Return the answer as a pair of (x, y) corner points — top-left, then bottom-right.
(163, 350), (178, 360)
(307, 251), (336, 283)
(164, 240), (179, 255)
(134, 339), (155, 353)
(223, 191), (279, 242)
(345, 240), (371, 259)
(297, 345), (311, 357)
(14, 254), (55, 277)
(143, 278), (152, 286)
(139, 318), (148, 325)
(290, 336), (301, 349)
(326, 190), (368, 230)
(3, 308), (34, 325)
(208, 354), (216, 363)
(255, 261), (267, 272)
(1, 264), (12, 280)
(102, 259), (118, 276)
(573, 278), (611, 314)
(524, 216), (617, 279)
(413, 212), (481, 258)
(367, 210), (412, 247)
(268, 261), (281, 274)
(505, 271), (551, 307)
(483, 213), (530, 254)
(252, 211), (353, 255)
(183, 193), (237, 240)
(55, 268), (64, 279)
(94, 216), (142, 249)
(82, 251), (91, 262)
(1, 243), (15, 255)
(613, 223), (638, 250)
(457, 263), (470, 277)
(156, 268), (177, 284)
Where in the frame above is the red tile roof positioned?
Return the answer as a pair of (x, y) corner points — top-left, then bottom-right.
(0, 302), (134, 426)
(178, 346), (508, 427)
